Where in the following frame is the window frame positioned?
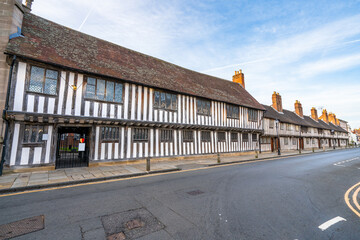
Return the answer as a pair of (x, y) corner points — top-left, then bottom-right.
(183, 130), (194, 142)
(248, 109), (258, 122)
(226, 104), (239, 119)
(269, 119), (274, 129)
(242, 133), (249, 142)
(252, 133), (258, 142)
(160, 129), (173, 142)
(133, 128), (149, 142)
(84, 76), (124, 104)
(201, 131), (211, 142)
(217, 132), (226, 142)
(28, 65), (59, 96)
(153, 90), (177, 111)
(101, 127), (120, 142)
(231, 132), (238, 142)
(23, 124), (45, 145)
(196, 98), (211, 116)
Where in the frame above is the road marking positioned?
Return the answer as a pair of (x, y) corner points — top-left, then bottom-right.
(318, 216), (346, 231)
(0, 152), (344, 198)
(344, 182), (360, 218)
(334, 157), (360, 167)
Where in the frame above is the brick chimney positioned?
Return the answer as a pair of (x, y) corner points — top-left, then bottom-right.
(319, 109), (329, 124)
(271, 91), (283, 112)
(294, 100), (303, 117)
(328, 112), (338, 125)
(24, 0), (34, 12)
(311, 107), (318, 121)
(232, 69), (245, 88)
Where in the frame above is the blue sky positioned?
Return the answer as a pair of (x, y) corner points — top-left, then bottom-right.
(31, 0), (360, 129)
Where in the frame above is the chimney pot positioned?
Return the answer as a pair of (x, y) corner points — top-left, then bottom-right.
(311, 107), (318, 121)
(232, 69), (245, 88)
(272, 91), (283, 112)
(294, 100), (303, 117)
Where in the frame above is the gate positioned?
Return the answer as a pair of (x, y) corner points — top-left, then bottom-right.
(56, 127), (90, 169)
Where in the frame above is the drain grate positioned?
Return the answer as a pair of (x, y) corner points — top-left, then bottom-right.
(187, 190), (204, 196)
(126, 219), (144, 230)
(107, 232), (126, 240)
(0, 215), (44, 240)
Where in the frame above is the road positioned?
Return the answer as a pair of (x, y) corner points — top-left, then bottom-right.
(1, 148), (360, 240)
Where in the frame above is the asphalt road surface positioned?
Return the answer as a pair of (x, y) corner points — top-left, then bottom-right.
(1, 148), (360, 240)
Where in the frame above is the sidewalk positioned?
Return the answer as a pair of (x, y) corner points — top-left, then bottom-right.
(0, 147), (352, 193)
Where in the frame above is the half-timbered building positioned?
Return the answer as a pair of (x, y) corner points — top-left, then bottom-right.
(1, 7), (265, 169)
(261, 92), (348, 152)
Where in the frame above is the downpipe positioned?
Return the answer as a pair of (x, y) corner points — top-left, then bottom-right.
(0, 55), (16, 176)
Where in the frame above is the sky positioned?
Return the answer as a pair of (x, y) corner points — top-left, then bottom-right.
(29, 0), (360, 129)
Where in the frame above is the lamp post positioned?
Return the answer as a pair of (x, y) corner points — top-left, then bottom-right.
(275, 119), (281, 155)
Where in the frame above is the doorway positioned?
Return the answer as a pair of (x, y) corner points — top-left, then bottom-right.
(56, 127), (90, 169)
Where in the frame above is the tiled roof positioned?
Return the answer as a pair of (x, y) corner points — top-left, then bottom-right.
(5, 13), (265, 111)
(262, 105), (347, 133)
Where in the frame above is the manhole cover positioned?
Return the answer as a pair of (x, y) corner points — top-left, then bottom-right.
(0, 215), (44, 240)
(187, 190), (204, 196)
(101, 208), (164, 240)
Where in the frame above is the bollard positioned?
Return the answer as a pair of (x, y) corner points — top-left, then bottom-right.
(299, 148), (301, 154)
(312, 147), (314, 153)
(323, 146), (325, 151)
(255, 150), (258, 159)
(217, 152), (221, 164)
(146, 157), (150, 172)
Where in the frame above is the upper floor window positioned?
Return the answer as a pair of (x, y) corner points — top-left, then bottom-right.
(29, 66), (58, 95)
(183, 130), (194, 142)
(197, 99), (211, 116)
(133, 128), (149, 142)
(217, 132), (226, 142)
(301, 126), (308, 133)
(248, 109), (258, 122)
(161, 129), (173, 142)
(23, 125), (44, 143)
(101, 127), (119, 141)
(154, 90), (177, 111)
(286, 124), (292, 131)
(295, 125), (300, 132)
(226, 104), (239, 119)
(231, 133), (238, 142)
(269, 120), (274, 129)
(85, 77), (123, 103)
(284, 138), (289, 145)
(201, 131), (211, 142)
(280, 123), (284, 130)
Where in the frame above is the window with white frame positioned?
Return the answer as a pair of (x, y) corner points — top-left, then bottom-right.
(29, 66), (58, 95)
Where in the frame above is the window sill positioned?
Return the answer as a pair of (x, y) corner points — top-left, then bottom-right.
(153, 107), (177, 112)
(26, 91), (57, 97)
(83, 98), (123, 105)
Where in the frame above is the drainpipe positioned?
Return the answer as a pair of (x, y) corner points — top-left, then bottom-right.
(0, 55), (16, 176)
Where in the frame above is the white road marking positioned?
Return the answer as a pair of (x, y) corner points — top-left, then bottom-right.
(333, 157), (360, 167)
(318, 216), (346, 231)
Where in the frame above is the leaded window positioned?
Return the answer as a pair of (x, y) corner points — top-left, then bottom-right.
(217, 132), (226, 142)
(85, 77), (123, 103)
(161, 129), (173, 142)
(280, 123), (284, 130)
(183, 130), (194, 142)
(292, 138), (297, 145)
(248, 109), (258, 122)
(284, 138), (289, 145)
(197, 99), (211, 116)
(29, 66), (58, 95)
(23, 125), (44, 143)
(231, 133), (238, 142)
(269, 120), (274, 129)
(252, 133), (257, 142)
(226, 104), (239, 119)
(286, 124), (291, 131)
(153, 90), (177, 111)
(201, 131), (211, 142)
(133, 128), (149, 142)
(306, 138), (310, 144)
(101, 127), (119, 141)
(242, 133), (249, 142)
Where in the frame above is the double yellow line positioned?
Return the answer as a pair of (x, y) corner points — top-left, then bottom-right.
(345, 181), (360, 218)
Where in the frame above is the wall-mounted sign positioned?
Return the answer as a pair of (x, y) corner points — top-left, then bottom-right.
(78, 143), (85, 151)
(42, 134), (48, 141)
(80, 138), (85, 143)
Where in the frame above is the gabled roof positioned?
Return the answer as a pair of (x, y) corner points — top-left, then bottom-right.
(262, 104), (347, 133)
(5, 13), (265, 111)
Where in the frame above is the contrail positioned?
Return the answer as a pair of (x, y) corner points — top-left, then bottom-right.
(201, 57), (273, 73)
(78, 6), (94, 31)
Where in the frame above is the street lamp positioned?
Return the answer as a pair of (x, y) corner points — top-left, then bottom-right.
(275, 119), (281, 155)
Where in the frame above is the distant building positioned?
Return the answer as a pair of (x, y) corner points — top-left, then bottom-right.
(261, 92), (348, 152)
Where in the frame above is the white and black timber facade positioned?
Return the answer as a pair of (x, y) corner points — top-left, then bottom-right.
(2, 12), (265, 168)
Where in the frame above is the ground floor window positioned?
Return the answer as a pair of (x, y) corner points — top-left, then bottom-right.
(242, 133), (249, 142)
(217, 132), (226, 142)
(306, 138), (310, 144)
(183, 130), (194, 142)
(133, 128), (149, 142)
(101, 127), (119, 141)
(284, 138), (289, 145)
(23, 125), (44, 143)
(231, 133), (238, 142)
(161, 129), (173, 142)
(292, 138), (297, 145)
(252, 134), (257, 142)
(201, 131), (211, 142)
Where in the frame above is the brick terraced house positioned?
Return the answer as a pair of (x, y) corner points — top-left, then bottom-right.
(0, 1), (265, 169)
(261, 92), (348, 153)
